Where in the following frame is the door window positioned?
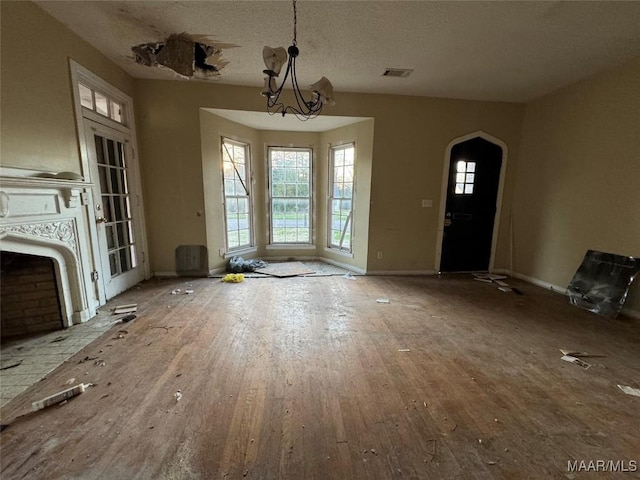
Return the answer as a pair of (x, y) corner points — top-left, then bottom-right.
(94, 135), (137, 277)
(455, 160), (476, 194)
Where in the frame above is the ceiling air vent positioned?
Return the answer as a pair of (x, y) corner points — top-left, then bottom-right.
(382, 68), (413, 78)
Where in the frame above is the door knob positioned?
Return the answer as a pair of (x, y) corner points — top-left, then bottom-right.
(96, 216), (108, 224)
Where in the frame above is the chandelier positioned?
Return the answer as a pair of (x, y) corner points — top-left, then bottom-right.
(261, 0), (335, 120)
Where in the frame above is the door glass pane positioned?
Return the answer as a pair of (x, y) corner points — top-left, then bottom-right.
(106, 225), (115, 249)
(113, 196), (123, 220)
(109, 253), (118, 276)
(117, 222), (125, 246)
(98, 165), (108, 192)
(102, 196), (112, 221)
(110, 168), (120, 194)
(106, 140), (117, 166)
(94, 136), (106, 164)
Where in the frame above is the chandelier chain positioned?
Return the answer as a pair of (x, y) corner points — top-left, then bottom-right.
(292, 0), (297, 46)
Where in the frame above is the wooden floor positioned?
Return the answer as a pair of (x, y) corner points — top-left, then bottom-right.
(1, 275), (639, 479)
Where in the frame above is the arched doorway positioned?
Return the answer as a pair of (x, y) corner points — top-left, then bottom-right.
(437, 133), (507, 272)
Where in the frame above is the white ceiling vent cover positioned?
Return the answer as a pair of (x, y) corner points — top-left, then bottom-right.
(382, 68), (413, 78)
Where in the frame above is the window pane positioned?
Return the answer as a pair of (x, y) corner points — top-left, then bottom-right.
(222, 140), (252, 250)
(466, 173), (475, 183)
(110, 100), (123, 123)
(269, 148), (312, 244)
(79, 83), (93, 109)
(95, 91), (109, 117)
(464, 184), (474, 194)
(467, 162), (476, 172)
(455, 183), (464, 194)
(456, 173), (465, 183)
(329, 144), (355, 251)
(456, 161), (466, 172)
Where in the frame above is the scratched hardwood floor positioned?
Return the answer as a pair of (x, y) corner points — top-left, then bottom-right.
(1, 275), (639, 479)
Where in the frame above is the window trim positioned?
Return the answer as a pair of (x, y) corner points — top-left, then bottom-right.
(328, 142), (356, 253)
(267, 146), (314, 246)
(221, 137), (254, 252)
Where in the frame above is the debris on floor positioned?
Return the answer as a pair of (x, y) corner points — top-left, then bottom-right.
(559, 349), (605, 358)
(171, 289), (181, 295)
(567, 250), (640, 318)
(617, 385), (640, 397)
(0, 360), (23, 370)
(121, 314), (137, 323)
(376, 298), (390, 304)
(343, 272), (357, 280)
(398, 349), (410, 352)
(32, 383), (91, 411)
(222, 273), (245, 283)
(227, 256), (268, 273)
(113, 304), (137, 315)
(561, 355), (591, 369)
(473, 273), (507, 281)
(184, 289), (194, 294)
(472, 273), (524, 295)
(175, 390), (183, 402)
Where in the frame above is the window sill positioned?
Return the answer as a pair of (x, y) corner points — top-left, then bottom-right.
(324, 247), (354, 258)
(266, 244), (316, 250)
(223, 246), (258, 259)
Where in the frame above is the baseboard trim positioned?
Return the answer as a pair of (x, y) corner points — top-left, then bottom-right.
(153, 271), (179, 278)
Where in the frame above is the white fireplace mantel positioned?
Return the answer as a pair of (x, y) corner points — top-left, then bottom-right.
(0, 169), (98, 325)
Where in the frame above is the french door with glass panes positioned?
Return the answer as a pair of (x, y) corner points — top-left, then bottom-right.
(85, 120), (143, 299)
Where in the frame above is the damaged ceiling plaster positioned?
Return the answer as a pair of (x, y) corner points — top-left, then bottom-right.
(132, 33), (237, 79)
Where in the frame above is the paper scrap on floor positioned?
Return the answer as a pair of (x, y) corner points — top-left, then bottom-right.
(617, 385), (640, 397)
(559, 349), (605, 358)
(114, 304), (137, 315)
(473, 273), (508, 281)
(561, 355), (590, 369)
(376, 298), (390, 304)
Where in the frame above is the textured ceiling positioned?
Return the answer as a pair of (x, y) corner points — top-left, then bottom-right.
(36, 1), (640, 103)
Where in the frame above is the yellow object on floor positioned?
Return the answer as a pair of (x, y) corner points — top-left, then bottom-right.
(222, 273), (244, 283)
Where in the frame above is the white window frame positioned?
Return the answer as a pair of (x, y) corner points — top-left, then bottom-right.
(221, 138), (254, 252)
(328, 143), (355, 254)
(267, 147), (314, 246)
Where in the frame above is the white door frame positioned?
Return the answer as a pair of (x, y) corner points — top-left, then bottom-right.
(70, 60), (150, 304)
(435, 131), (508, 273)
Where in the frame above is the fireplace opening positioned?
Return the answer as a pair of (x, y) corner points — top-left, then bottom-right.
(1, 251), (64, 341)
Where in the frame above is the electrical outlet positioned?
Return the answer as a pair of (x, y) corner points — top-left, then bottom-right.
(422, 199), (433, 208)
(219, 248), (225, 257)
(377, 251), (383, 259)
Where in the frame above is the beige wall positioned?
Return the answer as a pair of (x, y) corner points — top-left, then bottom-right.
(0, 1), (133, 174)
(136, 79), (523, 274)
(319, 120), (375, 272)
(514, 58), (640, 314)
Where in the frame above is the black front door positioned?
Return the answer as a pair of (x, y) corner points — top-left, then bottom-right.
(440, 137), (502, 272)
